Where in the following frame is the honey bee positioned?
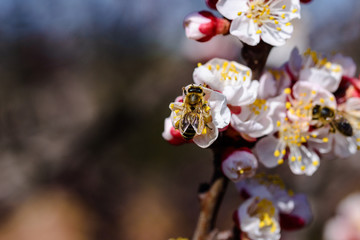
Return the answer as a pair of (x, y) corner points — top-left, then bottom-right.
(175, 85), (212, 140)
(312, 104), (353, 136)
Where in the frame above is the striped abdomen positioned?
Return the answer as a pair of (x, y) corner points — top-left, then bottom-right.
(182, 125), (196, 140)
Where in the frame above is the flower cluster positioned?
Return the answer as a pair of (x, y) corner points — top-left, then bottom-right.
(184, 0), (304, 46)
(164, 48), (360, 176)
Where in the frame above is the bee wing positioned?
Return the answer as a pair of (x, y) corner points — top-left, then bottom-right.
(180, 112), (191, 134)
(191, 111), (205, 135)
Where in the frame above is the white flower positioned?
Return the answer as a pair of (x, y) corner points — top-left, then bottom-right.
(184, 11), (230, 42)
(237, 197), (281, 240)
(221, 148), (258, 182)
(169, 84), (230, 148)
(235, 174), (312, 239)
(255, 82), (335, 175)
(237, 174), (312, 231)
(216, 0), (301, 46)
(162, 117), (187, 145)
(288, 48), (344, 92)
(193, 58), (259, 106)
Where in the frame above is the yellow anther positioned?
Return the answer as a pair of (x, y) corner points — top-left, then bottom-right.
(291, 156), (296, 162)
(207, 65), (212, 70)
(277, 121), (281, 127)
(330, 96), (334, 101)
(300, 165), (306, 171)
(357, 138), (360, 142)
(274, 150), (280, 157)
(246, 70), (250, 76)
(301, 136), (306, 143)
(251, 4), (255, 10)
(243, 76), (247, 81)
(276, 27), (281, 31)
(237, 12), (242, 16)
(313, 161), (319, 166)
(247, 13), (252, 18)
(269, 16), (275, 20)
(320, 98), (325, 103)
(284, 88), (291, 94)
(239, 169), (244, 174)
(170, 103), (175, 109)
(256, 29), (262, 34)
(197, 62), (202, 67)
(175, 110), (180, 114)
(311, 90), (317, 95)
(205, 106), (211, 112)
(202, 127), (207, 134)
(292, 9), (298, 13)
(298, 156), (302, 161)
(285, 22), (291, 26)
(322, 137), (329, 143)
(281, 13), (285, 19)
(274, 20), (279, 24)
(253, 19), (258, 23)
(286, 102), (291, 109)
(312, 133), (318, 138)
(325, 62), (332, 69)
(282, 5), (286, 9)
(216, 64), (220, 70)
(281, 149), (286, 155)
(306, 135), (310, 139)
(278, 159), (284, 165)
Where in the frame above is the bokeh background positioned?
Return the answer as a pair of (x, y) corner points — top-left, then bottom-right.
(0, 0), (359, 240)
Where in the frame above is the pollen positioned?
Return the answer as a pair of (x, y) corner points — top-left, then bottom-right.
(277, 121), (281, 127)
(175, 110), (180, 114)
(284, 88), (291, 94)
(320, 98), (325, 103)
(292, 9), (298, 13)
(170, 103), (175, 109)
(247, 13), (252, 18)
(281, 13), (285, 19)
(197, 62), (202, 67)
(277, 159), (284, 165)
(291, 156), (296, 162)
(313, 161), (319, 166)
(285, 22), (291, 26)
(311, 90), (317, 95)
(281, 149), (286, 155)
(243, 76), (247, 81)
(282, 5), (286, 9)
(274, 20), (279, 24)
(274, 150), (280, 157)
(322, 137), (329, 143)
(205, 106), (211, 112)
(286, 102), (291, 109)
(237, 12), (242, 16)
(300, 165), (306, 171)
(276, 27), (281, 31)
(256, 29), (262, 34)
(207, 65), (212, 70)
(202, 127), (207, 134)
(216, 64), (220, 70)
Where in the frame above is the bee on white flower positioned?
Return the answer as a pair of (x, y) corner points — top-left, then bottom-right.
(169, 84), (231, 148)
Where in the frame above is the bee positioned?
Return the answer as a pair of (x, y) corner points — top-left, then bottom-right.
(175, 85), (212, 140)
(312, 104), (353, 136)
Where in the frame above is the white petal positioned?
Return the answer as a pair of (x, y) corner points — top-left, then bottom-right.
(216, 0), (248, 20)
(333, 133), (357, 158)
(205, 88), (231, 129)
(230, 16), (260, 46)
(299, 67), (342, 92)
(162, 117), (173, 141)
(261, 22), (293, 47)
(289, 194), (312, 225)
(193, 122), (218, 148)
(288, 146), (320, 176)
(288, 47), (302, 77)
(331, 53), (356, 77)
(255, 135), (280, 168)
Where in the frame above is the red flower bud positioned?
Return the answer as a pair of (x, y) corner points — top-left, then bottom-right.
(183, 11), (230, 42)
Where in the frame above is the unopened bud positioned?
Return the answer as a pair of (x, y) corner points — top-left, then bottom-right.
(205, 0), (218, 10)
(183, 11), (230, 42)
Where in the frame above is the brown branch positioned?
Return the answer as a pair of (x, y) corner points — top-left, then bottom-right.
(241, 40), (273, 80)
(192, 149), (229, 240)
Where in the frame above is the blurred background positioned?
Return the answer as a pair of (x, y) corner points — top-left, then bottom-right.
(0, 0), (359, 240)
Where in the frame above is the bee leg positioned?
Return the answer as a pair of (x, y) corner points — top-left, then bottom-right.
(329, 122), (336, 133)
(205, 123), (213, 130)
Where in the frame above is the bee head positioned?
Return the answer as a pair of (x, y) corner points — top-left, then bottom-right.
(320, 106), (334, 119)
(312, 105), (321, 119)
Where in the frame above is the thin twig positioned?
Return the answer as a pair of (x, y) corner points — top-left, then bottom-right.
(192, 149), (229, 240)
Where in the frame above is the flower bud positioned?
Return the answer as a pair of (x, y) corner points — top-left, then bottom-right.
(183, 11), (230, 42)
(221, 148), (258, 182)
(300, 0), (312, 3)
(205, 0), (218, 10)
